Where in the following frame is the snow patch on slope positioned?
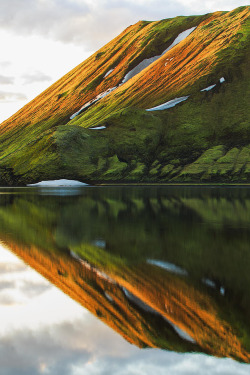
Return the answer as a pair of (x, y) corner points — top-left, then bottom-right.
(163, 27), (196, 54)
(104, 68), (114, 78)
(146, 75), (225, 112)
(121, 27), (196, 84)
(70, 87), (117, 120)
(89, 126), (106, 130)
(200, 77), (226, 92)
(201, 84), (216, 92)
(146, 96), (189, 111)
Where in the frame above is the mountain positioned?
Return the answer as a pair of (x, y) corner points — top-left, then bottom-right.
(0, 6), (249, 185)
(1, 189), (250, 361)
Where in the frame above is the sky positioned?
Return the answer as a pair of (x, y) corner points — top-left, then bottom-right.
(0, 0), (248, 122)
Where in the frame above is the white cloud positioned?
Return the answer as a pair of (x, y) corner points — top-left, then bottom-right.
(0, 91), (27, 101)
(0, 0), (248, 49)
(0, 75), (14, 84)
(22, 71), (52, 85)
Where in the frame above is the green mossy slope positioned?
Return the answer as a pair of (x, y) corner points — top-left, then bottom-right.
(0, 6), (249, 185)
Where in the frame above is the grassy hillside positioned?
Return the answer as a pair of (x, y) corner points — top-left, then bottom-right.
(0, 6), (249, 185)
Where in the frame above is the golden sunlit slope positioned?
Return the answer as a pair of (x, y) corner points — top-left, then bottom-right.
(0, 6), (249, 185)
(0, 14), (207, 132)
(1, 234), (249, 362)
(1, 239), (198, 353)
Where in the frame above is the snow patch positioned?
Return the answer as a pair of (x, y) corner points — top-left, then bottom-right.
(70, 101), (94, 120)
(220, 77), (225, 83)
(163, 27), (196, 54)
(104, 69), (114, 78)
(146, 96), (189, 111)
(89, 126), (106, 130)
(121, 27), (196, 84)
(27, 179), (87, 187)
(201, 84), (216, 92)
(95, 87), (117, 100)
(164, 57), (174, 66)
(122, 56), (160, 84)
(147, 259), (188, 276)
(70, 87), (117, 120)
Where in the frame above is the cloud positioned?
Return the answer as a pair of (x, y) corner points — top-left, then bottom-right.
(19, 279), (51, 298)
(0, 280), (15, 289)
(0, 0), (248, 50)
(0, 294), (18, 306)
(0, 263), (27, 275)
(0, 261), (51, 305)
(1, 323), (249, 375)
(0, 75), (14, 84)
(0, 91), (27, 101)
(0, 61), (11, 68)
(0, 328), (90, 375)
(22, 71), (52, 84)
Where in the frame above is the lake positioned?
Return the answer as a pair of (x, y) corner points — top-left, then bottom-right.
(0, 185), (250, 374)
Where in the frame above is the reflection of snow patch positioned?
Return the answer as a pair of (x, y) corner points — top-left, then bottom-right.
(105, 292), (114, 302)
(164, 317), (196, 343)
(27, 179), (87, 187)
(89, 126), (106, 130)
(220, 286), (225, 296)
(121, 27), (196, 84)
(201, 84), (216, 92)
(104, 69), (114, 78)
(69, 251), (116, 283)
(123, 286), (196, 344)
(202, 278), (216, 288)
(146, 96), (189, 111)
(122, 287), (157, 313)
(70, 250), (82, 261)
(147, 259), (188, 276)
(92, 239), (106, 248)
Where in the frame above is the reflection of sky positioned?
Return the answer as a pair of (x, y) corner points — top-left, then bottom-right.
(0, 243), (250, 375)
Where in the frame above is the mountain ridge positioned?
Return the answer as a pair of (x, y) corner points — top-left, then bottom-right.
(0, 6), (249, 185)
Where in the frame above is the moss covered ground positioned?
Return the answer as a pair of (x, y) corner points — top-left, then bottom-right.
(0, 6), (249, 185)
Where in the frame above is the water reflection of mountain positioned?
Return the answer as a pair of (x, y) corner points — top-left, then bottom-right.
(1, 186), (250, 362)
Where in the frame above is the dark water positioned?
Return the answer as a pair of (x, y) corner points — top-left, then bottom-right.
(1, 185), (250, 374)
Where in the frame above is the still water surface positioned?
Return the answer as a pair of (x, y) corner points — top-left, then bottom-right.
(0, 186), (250, 374)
